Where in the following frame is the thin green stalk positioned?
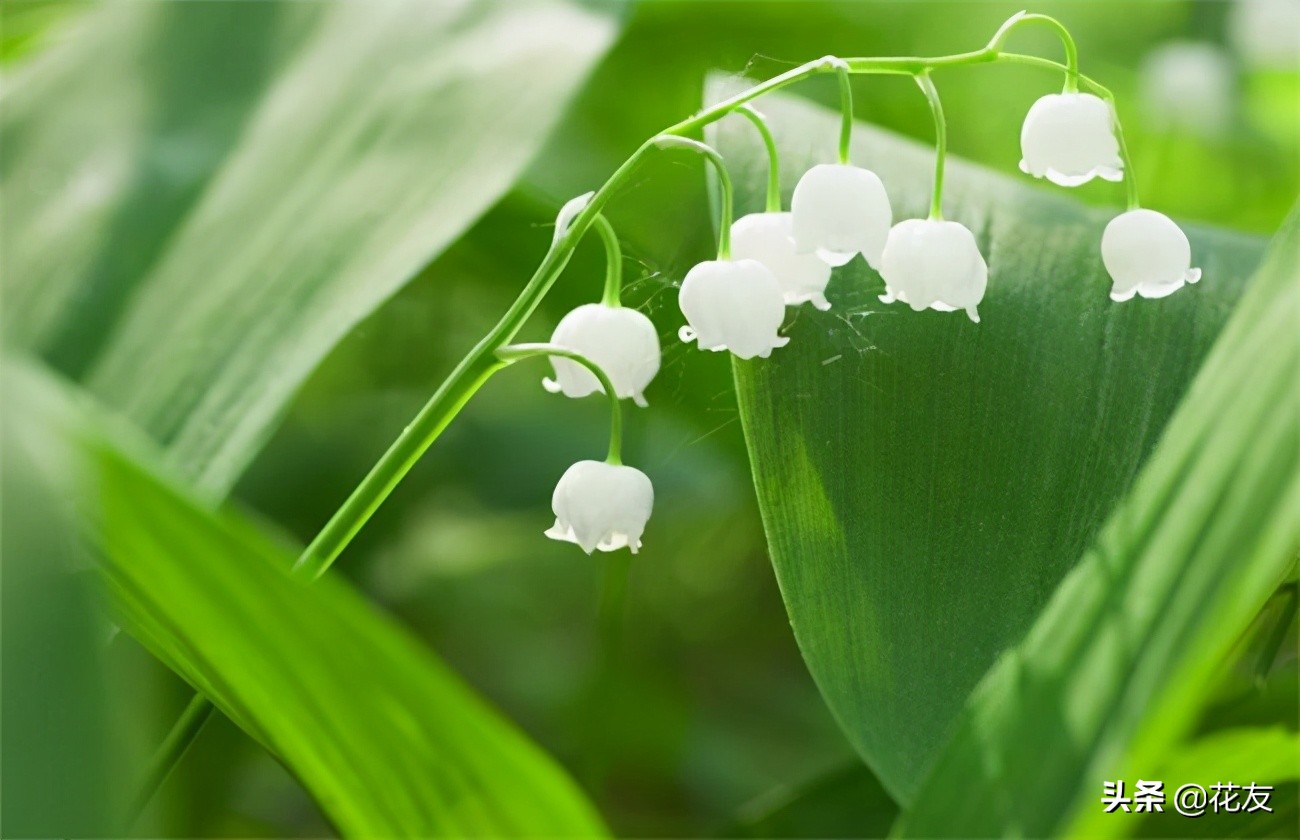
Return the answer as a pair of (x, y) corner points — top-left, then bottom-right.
(123, 694), (215, 828)
(987, 11), (1079, 92)
(652, 135), (735, 259)
(497, 343), (624, 464)
(593, 214), (623, 306)
(914, 71), (947, 220)
(736, 105), (782, 213)
(833, 58), (854, 164)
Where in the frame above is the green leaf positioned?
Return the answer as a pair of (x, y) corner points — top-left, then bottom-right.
(899, 209), (1299, 837)
(727, 763), (899, 838)
(707, 77), (1270, 804)
(4, 357), (606, 837)
(0, 0), (616, 495)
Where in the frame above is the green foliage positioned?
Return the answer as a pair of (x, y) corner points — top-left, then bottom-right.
(5, 358), (606, 838)
(899, 210), (1299, 836)
(0, 0), (616, 495)
(711, 77), (1270, 804)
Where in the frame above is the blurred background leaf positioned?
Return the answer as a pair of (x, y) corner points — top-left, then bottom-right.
(0, 0), (617, 494)
(900, 208), (1299, 837)
(712, 78), (1268, 804)
(4, 357), (606, 838)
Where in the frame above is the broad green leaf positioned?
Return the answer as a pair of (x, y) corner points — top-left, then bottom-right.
(899, 209), (1300, 837)
(707, 77), (1270, 803)
(4, 357), (606, 837)
(0, 0), (616, 495)
(728, 763), (898, 839)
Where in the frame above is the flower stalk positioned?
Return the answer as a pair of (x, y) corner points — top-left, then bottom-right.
(914, 71), (947, 220)
(498, 343), (625, 464)
(736, 105), (782, 213)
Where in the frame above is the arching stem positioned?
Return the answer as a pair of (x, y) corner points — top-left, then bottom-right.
(833, 58), (854, 164)
(915, 71), (947, 221)
(497, 343), (624, 464)
(593, 214), (623, 306)
(652, 135), (735, 259)
(987, 11), (1080, 92)
(736, 105), (782, 213)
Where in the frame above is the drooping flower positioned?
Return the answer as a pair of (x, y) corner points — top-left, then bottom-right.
(878, 219), (988, 323)
(790, 163), (893, 268)
(546, 460), (654, 554)
(731, 212), (833, 310)
(544, 303), (660, 407)
(678, 258), (789, 359)
(1019, 93), (1123, 187)
(1101, 209), (1201, 301)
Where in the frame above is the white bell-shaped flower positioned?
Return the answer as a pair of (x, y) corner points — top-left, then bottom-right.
(1101, 209), (1201, 302)
(879, 219), (988, 323)
(546, 460), (654, 554)
(678, 258), (789, 359)
(1019, 93), (1124, 187)
(790, 163), (893, 268)
(543, 304), (660, 407)
(731, 212), (833, 310)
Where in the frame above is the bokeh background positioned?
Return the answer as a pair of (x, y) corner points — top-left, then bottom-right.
(2, 1), (1296, 836)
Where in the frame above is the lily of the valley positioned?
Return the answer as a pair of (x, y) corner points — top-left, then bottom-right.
(1019, 93), (1123, 187)
(544, 303), (660, 407)
(731, 212), (834, 310)
(678, 258), (790, 359)
(1101, 209), (1201, 301)
(790, 163), (893, 267)
(879, 219), (988, 323)
(546, 460), (654, 554)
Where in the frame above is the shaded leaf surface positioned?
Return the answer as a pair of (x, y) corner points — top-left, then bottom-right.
(4, 358), (606, 838)
(0, 0), (616, 495)
(708, 77), (1268, 803)
(900, 210), (1299, 837)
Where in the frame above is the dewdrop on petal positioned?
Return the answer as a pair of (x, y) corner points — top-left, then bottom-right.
(879, 219), (988, 323)
(543, 303), (660, 407)
(1102, 209), (1201, 302)
(678, 258), (789, 359)
(546, 460), (654, 554)
(731, 212), (833, 310)
(1019, 93), (1123, 187)
(790, 163), (893, 268)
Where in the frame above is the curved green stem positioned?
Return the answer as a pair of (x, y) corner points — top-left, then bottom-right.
(987, 11), (1080, 92)
(497, 343), (624, 463)
(914, 71), (947, 220)
(653, 135), (735, 259)
(736, 105), (782, 213)
(593, 214), (623, 306)
(122, 694), (215, 829)
(833, 58), (853, 164)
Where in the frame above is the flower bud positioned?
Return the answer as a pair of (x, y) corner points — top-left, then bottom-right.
(546, 460), (654, 554)
(1019, 93), (1123, 187)
(543, 304), (660, 407)
(879, 219), (988, 323)
(678, 258), (790, 359)
(1101, 209), (1201, 301)
(731, 212), (833, 310)
(790, 163), (893, 268)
